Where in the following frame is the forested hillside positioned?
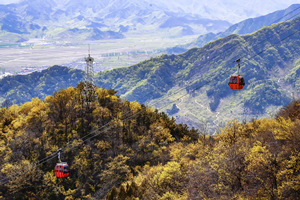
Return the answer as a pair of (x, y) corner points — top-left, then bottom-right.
(105, 98), (300, 199)
(0, 84), (299, 199)
(95, 16), (300, 128)
(0, 66), (84, 105)
(1, 17), (299, 130)
(0, 84), (198, 199)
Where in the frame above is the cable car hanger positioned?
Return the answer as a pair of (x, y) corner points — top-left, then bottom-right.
(54, 148), (69, 178)
(228, 58), (245, 90)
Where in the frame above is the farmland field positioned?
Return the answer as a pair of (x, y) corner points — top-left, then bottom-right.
(0, 34), (197, 74)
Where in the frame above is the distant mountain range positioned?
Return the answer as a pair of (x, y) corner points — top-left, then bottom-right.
(1, 16), (299, 131)
(0, 0), (231, 43)
(167, 4), (300, 53)
(149, 0), (300, 23)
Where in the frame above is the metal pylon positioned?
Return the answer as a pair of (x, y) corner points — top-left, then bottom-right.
(83, 45), (96, 103)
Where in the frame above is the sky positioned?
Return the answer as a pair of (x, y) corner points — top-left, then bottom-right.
(0, 0), (21, 4)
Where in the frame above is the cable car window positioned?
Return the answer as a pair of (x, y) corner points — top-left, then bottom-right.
(240, 77), (245, 85)
(230, 76), (238, 84)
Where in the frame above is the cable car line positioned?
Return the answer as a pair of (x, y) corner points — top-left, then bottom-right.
(2, 19), (299, 185)
(0, 153), (58, 185)
(58, 26), (300, 160)
(142, 17), (300, 107)
(146, 18), (300, 98)
(0, 15), (299, 185)
(136, 14), (300, 105)
(63, 59), (236, 155)
(1, 16), (299, 185)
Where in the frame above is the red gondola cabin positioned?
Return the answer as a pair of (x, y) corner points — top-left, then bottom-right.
(228, 75), (245, 90)
(54, 162), (69, 178)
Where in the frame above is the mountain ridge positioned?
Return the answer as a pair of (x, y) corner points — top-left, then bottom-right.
(1, 16), (299, 131)
(167, 4), (300, 53)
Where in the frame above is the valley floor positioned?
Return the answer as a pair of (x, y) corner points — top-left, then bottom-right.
(0, 34), (197, 74)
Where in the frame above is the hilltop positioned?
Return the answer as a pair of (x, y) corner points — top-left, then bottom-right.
(0, 83), (299, 199)
(0, 84), (198, 199)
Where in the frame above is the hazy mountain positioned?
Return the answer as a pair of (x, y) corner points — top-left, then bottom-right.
(3, 0), (297, 45)
(1, 17), (299, 131)
(0, 0), (231, 43)
(148, 0), (300, 23)
(2, 0), (299, 23)
(167, 4), (300, 53)
(194, 4), (300, 47)
(0, 0), (127, 42)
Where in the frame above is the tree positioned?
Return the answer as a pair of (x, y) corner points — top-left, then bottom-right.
(106, 186), (118, 200)
(100, 155), (131, 189)
(244, 141), (278, 199)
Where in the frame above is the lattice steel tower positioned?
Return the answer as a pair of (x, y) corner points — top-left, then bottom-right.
(83, 45), (96, 103)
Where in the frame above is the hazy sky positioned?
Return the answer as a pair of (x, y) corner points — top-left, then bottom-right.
(1, 0), (300, 5)
(0, 0), (21, 4)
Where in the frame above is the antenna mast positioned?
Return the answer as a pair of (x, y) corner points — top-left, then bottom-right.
(83, 44), (96, 103)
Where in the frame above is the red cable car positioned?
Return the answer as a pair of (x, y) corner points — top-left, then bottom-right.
(54, 149), (69, 178)
(54, 162), (69, 178)
(228, 58), (245, 90)
(228, 75), (245, 90)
